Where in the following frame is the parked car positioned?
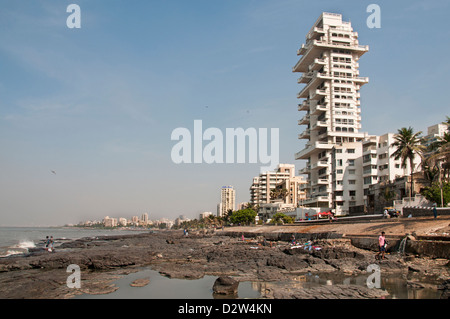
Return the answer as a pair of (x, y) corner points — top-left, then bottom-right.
(384, 207), (400, 218)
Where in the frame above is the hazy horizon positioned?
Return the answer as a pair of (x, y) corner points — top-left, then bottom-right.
(1, 0), (449, 226)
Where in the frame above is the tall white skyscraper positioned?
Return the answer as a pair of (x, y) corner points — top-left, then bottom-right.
(219, 186), (235, 217)
(293, 12), (369, 215)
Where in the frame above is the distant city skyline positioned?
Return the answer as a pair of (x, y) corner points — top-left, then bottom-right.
(1, 1), (449, 226)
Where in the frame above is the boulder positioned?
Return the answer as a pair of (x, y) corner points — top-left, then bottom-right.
(130, 278), (150, 287)
(213, 276), (239, 295)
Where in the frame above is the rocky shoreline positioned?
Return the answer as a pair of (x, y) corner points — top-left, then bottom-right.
(0, 221), (449, 299)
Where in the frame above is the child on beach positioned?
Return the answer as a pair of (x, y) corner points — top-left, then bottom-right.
(47, 236), (54, 252)
(45, 236), (49, 250)
(375, 231), (386, 260)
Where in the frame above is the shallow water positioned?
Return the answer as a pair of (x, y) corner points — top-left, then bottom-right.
(73, 267), (443, 299)
(74, 268), (262, 299)
(264, 272), (442, 299)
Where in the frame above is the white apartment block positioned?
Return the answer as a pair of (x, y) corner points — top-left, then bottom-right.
(118, 217), (127, 226)
(199, 212), (213, 219)
(361, 133), (421, 207)
(250, 164), (306, 206)
(331, 142), (364, 214)
(423, 123), (448, 150)
(141, 213), (149, 224)
(293, 12), (369, 215)
(219, 186), (235, 217)
(103, 216), (118, 227)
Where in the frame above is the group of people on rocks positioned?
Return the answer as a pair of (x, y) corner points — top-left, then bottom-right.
(44, 236), (54, 252)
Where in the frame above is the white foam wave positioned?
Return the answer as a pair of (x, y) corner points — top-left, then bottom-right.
(13, 240), (36, 249)
(1, 250), (24, 257)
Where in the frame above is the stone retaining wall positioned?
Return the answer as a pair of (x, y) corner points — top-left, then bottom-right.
(350, 236), (450, 259)
(402, 206), (450, 217)
(223, 231), (342, 242)
(223, 230), (450, 259)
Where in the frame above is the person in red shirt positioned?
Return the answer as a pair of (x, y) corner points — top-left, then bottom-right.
(376, 231), (386, 260)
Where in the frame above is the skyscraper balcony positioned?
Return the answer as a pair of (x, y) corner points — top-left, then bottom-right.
(298, 100), (310, 111)
(311, 104), (328, 115)
(295, 141), (334, 160)
(310, 88), (329, 100)
(309, 58), (326, 71)
(298, 114), (310, 125)
(298, 129), (311, 139)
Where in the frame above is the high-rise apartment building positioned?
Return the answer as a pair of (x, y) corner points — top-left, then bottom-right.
(141, 213), (149, 224)
(103, 216), (118, 227)
(293, 12), (369, 215)
(423, 123), (448, 150)
(250, 164), (306, 206)
(219, 186), (235, 217)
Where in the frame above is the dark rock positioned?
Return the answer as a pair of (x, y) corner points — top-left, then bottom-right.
(408, 265), (421, 272)
(130, 278), (150, 287)
(213, 276), (239, 295)
(438, 279), (450, 299)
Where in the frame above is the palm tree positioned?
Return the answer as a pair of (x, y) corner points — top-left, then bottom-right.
(444, 116), (450, 127)
(390, 127), (425, 198)
(427, 131), (450, 182)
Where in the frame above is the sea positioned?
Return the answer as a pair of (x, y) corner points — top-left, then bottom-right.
(0, 226), (149, 257)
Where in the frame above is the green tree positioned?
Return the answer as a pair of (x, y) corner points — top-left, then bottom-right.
(271, 213), (295, 224)
(229, 208), (257, 225)
(422, 182), (450, 207)
(390, 127), (425, 197)
(422, 118), (450, 186)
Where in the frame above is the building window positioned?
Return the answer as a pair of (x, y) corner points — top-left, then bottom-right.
(349, 180), (356, 185)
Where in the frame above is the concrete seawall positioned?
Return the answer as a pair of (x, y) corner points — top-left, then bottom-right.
(346, 235), (450, 259)
(222, 230), (450, 259)
(223, 231), (343, 242)
(403, 207), (450, 217)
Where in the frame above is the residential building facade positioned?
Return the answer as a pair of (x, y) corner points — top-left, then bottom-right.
(361, 133), (420, 208)
(103, 216), (117, 227)
(219, 186), (235, 217)
(249, 163), (307, 206)
(293, 12), (369, 215)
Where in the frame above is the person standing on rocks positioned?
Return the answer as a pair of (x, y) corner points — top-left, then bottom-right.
(45, 236), (50, 250)
(376, 231), (386, 260)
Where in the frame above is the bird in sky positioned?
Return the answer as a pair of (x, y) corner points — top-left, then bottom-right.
(51, 170), (56, 175)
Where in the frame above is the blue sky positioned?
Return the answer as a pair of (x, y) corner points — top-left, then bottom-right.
(0, 0), (449, 226)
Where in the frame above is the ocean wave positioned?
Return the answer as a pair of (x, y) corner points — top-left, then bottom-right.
(0, 250), (24, 257)
(12, 240), (36, 250)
